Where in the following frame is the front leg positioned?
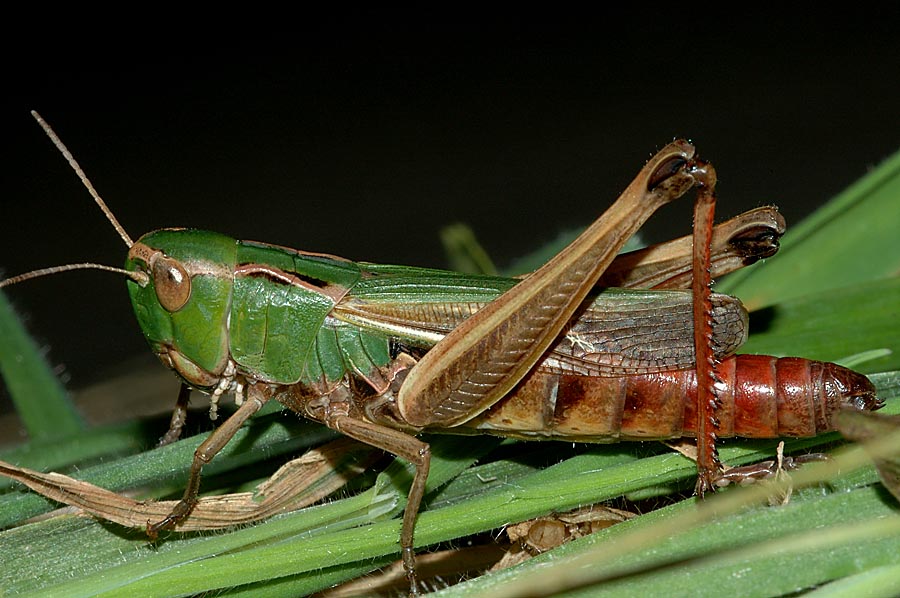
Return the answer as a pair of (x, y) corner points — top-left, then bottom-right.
(157, 382), (192, 447)
(148, 381), (272, 537)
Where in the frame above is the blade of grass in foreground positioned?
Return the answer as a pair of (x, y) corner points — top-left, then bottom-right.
(0, 291), (83, 440)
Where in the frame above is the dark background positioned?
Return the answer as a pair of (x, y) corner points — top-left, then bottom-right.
(2, 24), (899, 412)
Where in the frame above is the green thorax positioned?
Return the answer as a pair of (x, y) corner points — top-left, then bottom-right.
(229, 240), (374, 386)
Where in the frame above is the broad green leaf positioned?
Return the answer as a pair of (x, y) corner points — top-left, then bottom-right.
(718, 146), (900, 308)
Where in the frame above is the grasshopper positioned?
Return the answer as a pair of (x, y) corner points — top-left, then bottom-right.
(0, 113), (880, 595)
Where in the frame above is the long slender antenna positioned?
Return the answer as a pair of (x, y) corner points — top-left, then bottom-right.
(31, 111), (135, 248)
(0, 264), (148, 288)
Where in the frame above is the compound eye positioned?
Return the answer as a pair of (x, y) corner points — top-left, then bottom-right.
(152, 255), (191, 312)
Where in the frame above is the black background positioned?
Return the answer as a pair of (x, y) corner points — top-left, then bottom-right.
(2, 23), (899, 409)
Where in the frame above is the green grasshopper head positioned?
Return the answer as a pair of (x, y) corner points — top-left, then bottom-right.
(126, 229), (238, 390)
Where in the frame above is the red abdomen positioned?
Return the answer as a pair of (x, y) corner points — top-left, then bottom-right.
(460, 355), (879, 441)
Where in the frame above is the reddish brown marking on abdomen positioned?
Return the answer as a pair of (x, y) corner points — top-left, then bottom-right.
(458, 355), (878, 441)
